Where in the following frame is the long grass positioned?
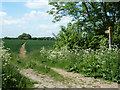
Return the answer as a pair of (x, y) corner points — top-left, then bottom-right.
(3, 39), (64, 83)
(2, 62), (34, 89)
(3, 39), (26, 53)
(1, 42), (34, 89)
(10, 51), (66, 82)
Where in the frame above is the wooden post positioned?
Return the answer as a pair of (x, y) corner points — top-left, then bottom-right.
(105, 26), (112, 50)
(109, 26), (112, 50)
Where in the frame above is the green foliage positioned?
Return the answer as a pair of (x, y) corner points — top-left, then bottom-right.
(3, 40), (56, 53)
(32, 37), (55, 40)
(54, 22), (81, 49)
(2, 63), (33, 89)
(40, 41), (119, 82)
(3, 40), (64, 82)
(113, 20), (120, 48)
(3, 38), (119, 86)
(3, 37), (18, 40)
(3, 37), (56, 40)
(25, 40), (56, 53)
(65, 47), (119, 82)
(3, 40), (26, 53)
(48, 2), (120, 35)
(10, 50), (66, 82)
(54, 22), (107, 50)
(18, 33), (32, 40)
(1, 41), (33, 89)
(48, 2), (120, 49)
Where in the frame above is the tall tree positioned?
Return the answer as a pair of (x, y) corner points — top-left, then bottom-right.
(18, 33), (32, 40)
(47, 2), (120, 36)
(47, 2), (120, 49)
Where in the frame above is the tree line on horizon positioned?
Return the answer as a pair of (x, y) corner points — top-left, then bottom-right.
(3, 33), (56, 40)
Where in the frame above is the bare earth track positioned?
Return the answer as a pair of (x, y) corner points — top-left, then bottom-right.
(19, 43), (26, 58)
(20, 69), (68, 88)
(51, 67), (118, 88)
(19, 43), (118, 88)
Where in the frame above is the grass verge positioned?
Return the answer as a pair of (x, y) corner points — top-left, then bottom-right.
(10, 52), (66, 83)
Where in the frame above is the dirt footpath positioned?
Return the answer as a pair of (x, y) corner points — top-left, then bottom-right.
(20, 69), (68, 88)
(20, 68), (118, 88)
(19, 43), (26, 58)
(51, 67), (118, 88)
(19, 43), (118, 88)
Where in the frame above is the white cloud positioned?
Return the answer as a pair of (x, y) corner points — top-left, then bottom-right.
(1, 10), (72, 27)
(2, 0), (27, 2)
(2, 16), (27, 25)
(36, 23), (60, 37)
(1, 0), (73, 38)
(1, 10), (53, 25)
(0, 11), (26, 25)
(2, 10), (72, 37)
(22, 10), (52, 21)
(0, 11), (7, 17)
(3, 19), (19, 25)
(25, 0), (53, 10)
(38, 23), (59, 29)
(39, 24), (48, 29)
(59, 16), (72, 24)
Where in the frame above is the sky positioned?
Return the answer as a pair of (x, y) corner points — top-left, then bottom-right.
(0, 0), (72, 38)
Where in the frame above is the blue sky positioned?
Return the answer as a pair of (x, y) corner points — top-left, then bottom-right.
(0, 0), (72, 38)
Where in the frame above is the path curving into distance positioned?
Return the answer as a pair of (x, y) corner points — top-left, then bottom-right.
(19, 43), (118, 88)
(19, 42), (27, 58)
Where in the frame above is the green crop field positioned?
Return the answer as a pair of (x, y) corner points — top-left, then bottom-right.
(25, 40), (56, 53)
(3, 39), (26, 53)
(3, 39), (56, 53)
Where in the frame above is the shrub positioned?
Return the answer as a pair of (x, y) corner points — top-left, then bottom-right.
(53, 22), (108, 50)
(113, 20), (120, 48)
